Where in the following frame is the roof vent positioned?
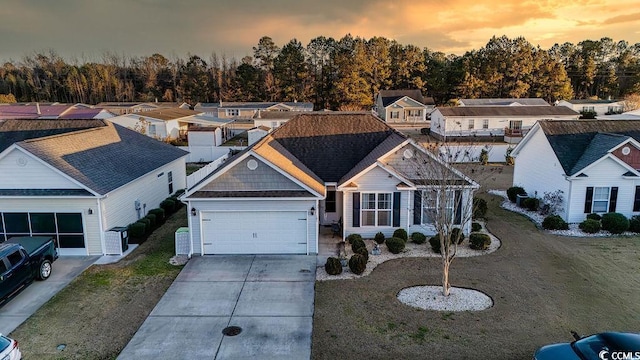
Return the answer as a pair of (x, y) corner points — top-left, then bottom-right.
(622, 146), (631, 155)
(247, 159), (258, 170)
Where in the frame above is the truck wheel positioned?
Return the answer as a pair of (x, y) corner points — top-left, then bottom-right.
(38, 260), (52, 280)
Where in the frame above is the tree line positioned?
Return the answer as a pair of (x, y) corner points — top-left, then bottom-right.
(1, 35), (639, 110)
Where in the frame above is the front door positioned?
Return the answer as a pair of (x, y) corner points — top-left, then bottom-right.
(320, 190), (341, 225)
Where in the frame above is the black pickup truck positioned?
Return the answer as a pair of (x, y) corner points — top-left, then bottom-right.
(0, 236), (58, 306)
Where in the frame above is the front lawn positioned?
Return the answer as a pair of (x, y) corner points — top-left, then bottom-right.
(312, 194), (640, 359)
(10, 211), (188, 359)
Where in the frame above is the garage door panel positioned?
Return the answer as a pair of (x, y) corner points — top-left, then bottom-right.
(202, 211), (308, 254)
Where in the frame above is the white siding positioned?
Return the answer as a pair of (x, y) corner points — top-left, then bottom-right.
(513, 128), (571, 219)
(0, 148), (82, 189)
(100, 158), (186, 230)
(406, 189), (475, 237)
(567, 157), (640, 223)
(0, 198), (101, 255)
(108, 115), (166, 138)
(188, 129), (222, 146)
(188, 199), (318, 255)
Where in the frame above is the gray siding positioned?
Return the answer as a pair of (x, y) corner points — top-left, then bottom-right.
(201, 156), (304, 191)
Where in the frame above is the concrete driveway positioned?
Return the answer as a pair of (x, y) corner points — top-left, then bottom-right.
(0, 256), (98, 335)
(118, 255), (316, 360)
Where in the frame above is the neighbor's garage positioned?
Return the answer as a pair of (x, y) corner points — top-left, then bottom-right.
(201, 211), (308, 254)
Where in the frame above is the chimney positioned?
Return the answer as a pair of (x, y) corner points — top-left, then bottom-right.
(36, 102), (41, 115)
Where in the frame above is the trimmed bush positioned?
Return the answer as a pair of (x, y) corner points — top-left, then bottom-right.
(351, 238), (367, 253)
(137, 218), (151, 232)
(479, 149), (489, 165)
(586, 213), (602, 221)
(346, 233), (363, 245)
(601, 212), (630, 234)
(355, 246), (369, 262)
(469, 233), (491, 250)
(148, 208), (165, 223)
(542, 215), (569, 230)
(429, 234), (442, 254)
(145, 213), (157, 228)
(385, 237), (405, 254)
(420, 127), (430, 135)
(374, 232), (386, 244)
(472, 222), (482, 232)
(473, 198), (488, 219)
(507, 186), (527, 203)
(579, 219), (601, 234)
(451, 228), (465, 245)
(410, 232), (427, 244)
(629, 215), (640, 233)
(160, 199), (176, 214)
(392, 228), (408, 242)
(324, 257), (343, 275)
(348, 254), (367, 275)
(128, 222), (146, 239)
(522, 197), (540, 211)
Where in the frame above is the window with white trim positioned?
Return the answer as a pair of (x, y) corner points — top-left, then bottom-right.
(168, 171), (174, 194)
(468, 119), (474, 129)
(592, 187), (610, 213)
(482, 119), (489, 129)
(361, 193), (392, 226)
(390, 111), (400, 119)
(421, 190), (456, 225)
(225, 109), (239, 117)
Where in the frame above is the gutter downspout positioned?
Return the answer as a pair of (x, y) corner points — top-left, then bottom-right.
(97, 196), (106, 256)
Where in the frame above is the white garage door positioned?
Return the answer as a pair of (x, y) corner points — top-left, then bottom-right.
(202, 211), (308, 254)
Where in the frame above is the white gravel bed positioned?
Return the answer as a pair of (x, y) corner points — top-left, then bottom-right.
(397, 286), (493, 311)
(487, 189), (636, 237)
(316, 225), (501, 281)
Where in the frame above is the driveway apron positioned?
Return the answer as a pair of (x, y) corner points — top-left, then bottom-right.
(118, 255), (316, 360)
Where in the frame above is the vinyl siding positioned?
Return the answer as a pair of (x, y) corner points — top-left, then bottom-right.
(108, 115), (166, 138)
(431, 113), (578, 137)
(100, 158), (186, 230)
(0, 148), (82, 189)
(513, 128), (571, 219)
(406, 188), (474, 236)
(200, 156), (304, 191)
(188, 199), (318, 255)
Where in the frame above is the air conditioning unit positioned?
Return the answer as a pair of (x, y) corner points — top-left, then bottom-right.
(105, 227), (129, 255)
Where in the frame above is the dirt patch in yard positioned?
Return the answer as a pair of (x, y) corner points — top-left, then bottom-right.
(10, 211), (188, 360)
(312, 194), (640, 359)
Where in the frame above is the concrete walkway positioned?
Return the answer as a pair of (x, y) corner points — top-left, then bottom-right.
(118, 255), (316, 360)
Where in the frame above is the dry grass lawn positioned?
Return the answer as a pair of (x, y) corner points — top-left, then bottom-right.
(10, 211), (187, 360)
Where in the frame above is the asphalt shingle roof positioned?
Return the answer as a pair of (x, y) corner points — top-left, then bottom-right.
(0, 189), (94, 196)
(0, 119), (106, 152)
(438, 106), (579, 117)
(131, 108), (200, 121)
(379, 89), (434, 107)
(459, 98), (550, 106)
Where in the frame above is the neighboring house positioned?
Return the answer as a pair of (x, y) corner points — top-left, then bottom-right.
(247, 126), (270, 145)
(458, 98), (551, 107)
(95, 102), (190, 115)
(181, 113), (477, 255)
(375, 90), (435, 122)
(0, 103), (114, 120)
(194, 101), (314, 119)
(430, 106), (580, 141)
(0, 119), (188, 256)
(556, 99), (625, 116)
(108, 108), (203, 140)
(511, 120), (640, 223)
(253, 111), (299, 129)
(598, 109), (640, 120)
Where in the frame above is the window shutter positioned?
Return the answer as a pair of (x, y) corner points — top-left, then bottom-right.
(454, 190), (463, 225)
(393, 192), (401, 227)
(634, 186), (640, 212)
(584, 187), (593, 213)
(609, 187), (618, 213)
(413, 191), (422, 225)
(352, 193), (360, 227)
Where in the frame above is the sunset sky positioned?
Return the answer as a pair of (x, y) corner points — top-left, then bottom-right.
(1, 0), (639, 62)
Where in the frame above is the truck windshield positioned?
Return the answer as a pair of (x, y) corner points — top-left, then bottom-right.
(0, 335), (11, 351)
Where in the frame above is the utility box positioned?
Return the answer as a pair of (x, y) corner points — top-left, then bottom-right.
(516, 194), (529, 207)
(105, 227), (129, 255)
(175, 227), (191, 257)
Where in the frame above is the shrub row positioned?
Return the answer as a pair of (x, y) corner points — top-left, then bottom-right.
(126, 190), (185, 244)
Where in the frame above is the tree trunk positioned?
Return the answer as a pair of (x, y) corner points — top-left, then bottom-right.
(442, 258), (451, 296)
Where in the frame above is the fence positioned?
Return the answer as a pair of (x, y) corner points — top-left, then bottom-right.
(186, 153), (229, 188)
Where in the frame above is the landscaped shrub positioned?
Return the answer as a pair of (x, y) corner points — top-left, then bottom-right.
(410, 232), (427, 244)
(473, 198), (488, 219)
(629, 215), (640, 233)
(451, 228), (465, 245)
(346, 233), (363, 245)
(324, 257), (343, 275)
(160, 199), (176, 214)
(472, 222), (482, 232)
(601, 212), (630, 234)
(507, 186), (527, 203)
(348, 254), (367, 275)
(420, 128), (430, 135)
(469, 233), (491, 250)
(586, 213), (602, 221)
(479, 149), (489, 165)
(429, 234), (442, 254)
(148, 208), (165, 223)
(128, 222), (146, 239)
(385, 237), (405, 254)
(522, 197), (540, 211)
(392, 228), (408, 242)
(542, 215), (569, 230)
(144, 213), (157, 228)
(579, 219), (601, 234)
(351, 238), (367, 253)
(137, 218), (151, 232)
(374, 232), (386, 244)
(355, 246), (369, 262)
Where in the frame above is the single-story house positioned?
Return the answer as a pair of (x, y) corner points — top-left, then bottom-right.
(430, 106), (580, 141)
(194, 101), (314, 119)
(95, 102), (191, 115)
(0, 119), (188, 255)
(457, 98), (551, 107)
(556, 99), (625, 116)
(253, 111), (299, 129)
(108, 108), (203, 140)
(247, 126), (271, 146)
(511, 120), (640, 223)
(0, 103), (114, 120)
(181, 113), (477, 255)
(375, 90), (435, 122)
